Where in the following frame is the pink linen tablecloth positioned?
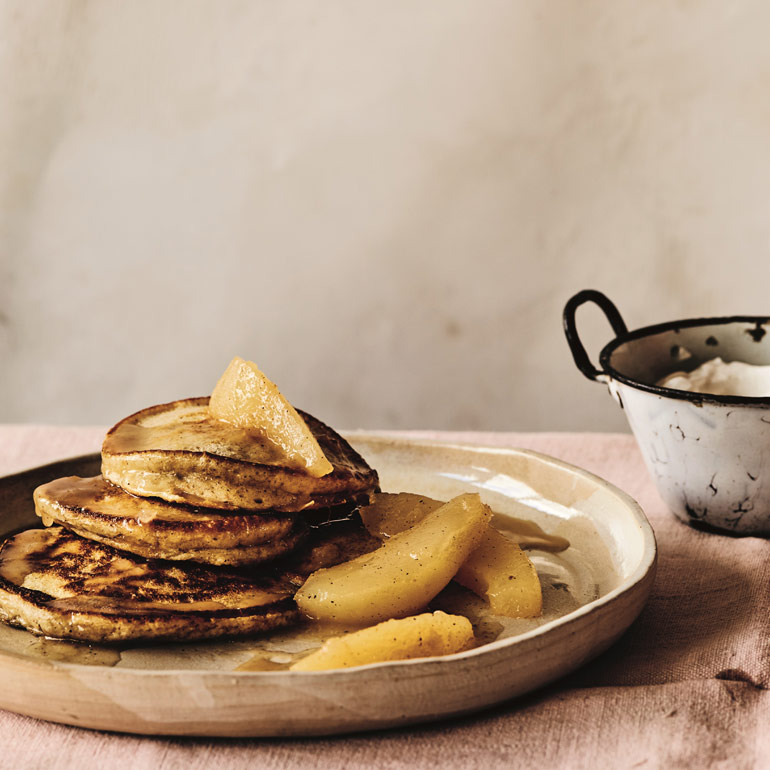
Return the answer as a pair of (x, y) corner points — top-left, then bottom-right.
(0, 426), (768, 770)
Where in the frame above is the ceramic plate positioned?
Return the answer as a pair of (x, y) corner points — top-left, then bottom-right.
(0, 435), (656, 737)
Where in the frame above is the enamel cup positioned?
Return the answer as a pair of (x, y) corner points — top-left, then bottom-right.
(564, 289), (770, 536)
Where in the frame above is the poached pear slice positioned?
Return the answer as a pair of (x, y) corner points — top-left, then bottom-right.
(209, 357), (333, 478)
(294, 493), (492, 624)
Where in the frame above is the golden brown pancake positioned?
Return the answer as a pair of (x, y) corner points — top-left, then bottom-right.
(101, 398), (379, 512)
(0, 527), (300, 643)
(279, 514), (381, 586)
(33, 476), (308, 566)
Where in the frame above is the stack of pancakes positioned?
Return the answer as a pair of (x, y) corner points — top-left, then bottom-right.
(0, 397), (379, 643)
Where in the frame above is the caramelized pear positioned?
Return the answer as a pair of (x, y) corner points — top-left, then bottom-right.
(209, 357), (333, 478)
(455, 530), (542, 617)
(360, 492), (545, 617)
(290, 611), (474, 671)
(295, 493), (491, 624)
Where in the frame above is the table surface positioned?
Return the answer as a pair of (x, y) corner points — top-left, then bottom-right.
(1, 426), (768, 770)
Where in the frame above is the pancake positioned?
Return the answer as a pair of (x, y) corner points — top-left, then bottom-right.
(0, 527), (300, 643)
(280, 516), (381, 586)
(101, 398), (379, 512)
(33, 476), (308, 566)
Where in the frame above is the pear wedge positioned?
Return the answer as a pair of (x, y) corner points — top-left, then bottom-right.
(295, 493), (491, 624)
(210, 357), (333, 478)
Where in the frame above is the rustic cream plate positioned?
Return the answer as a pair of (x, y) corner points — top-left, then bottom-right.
(0, 436), (656, 737)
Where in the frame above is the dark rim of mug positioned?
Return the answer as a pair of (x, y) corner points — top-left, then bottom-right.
(598, 314), (770, 407)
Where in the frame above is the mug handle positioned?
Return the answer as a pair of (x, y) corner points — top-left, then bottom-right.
(563, 290), (628, 381)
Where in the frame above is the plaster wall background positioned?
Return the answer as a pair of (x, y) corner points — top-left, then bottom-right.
(3, 1), (770, 431)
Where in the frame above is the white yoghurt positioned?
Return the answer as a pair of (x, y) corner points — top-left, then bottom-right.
(658, 357), (770, 397)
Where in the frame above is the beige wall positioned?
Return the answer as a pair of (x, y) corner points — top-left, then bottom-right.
(3, 1), (770, 432)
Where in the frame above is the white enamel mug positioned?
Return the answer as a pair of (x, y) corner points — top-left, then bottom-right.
(564, 289), (770, 536)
